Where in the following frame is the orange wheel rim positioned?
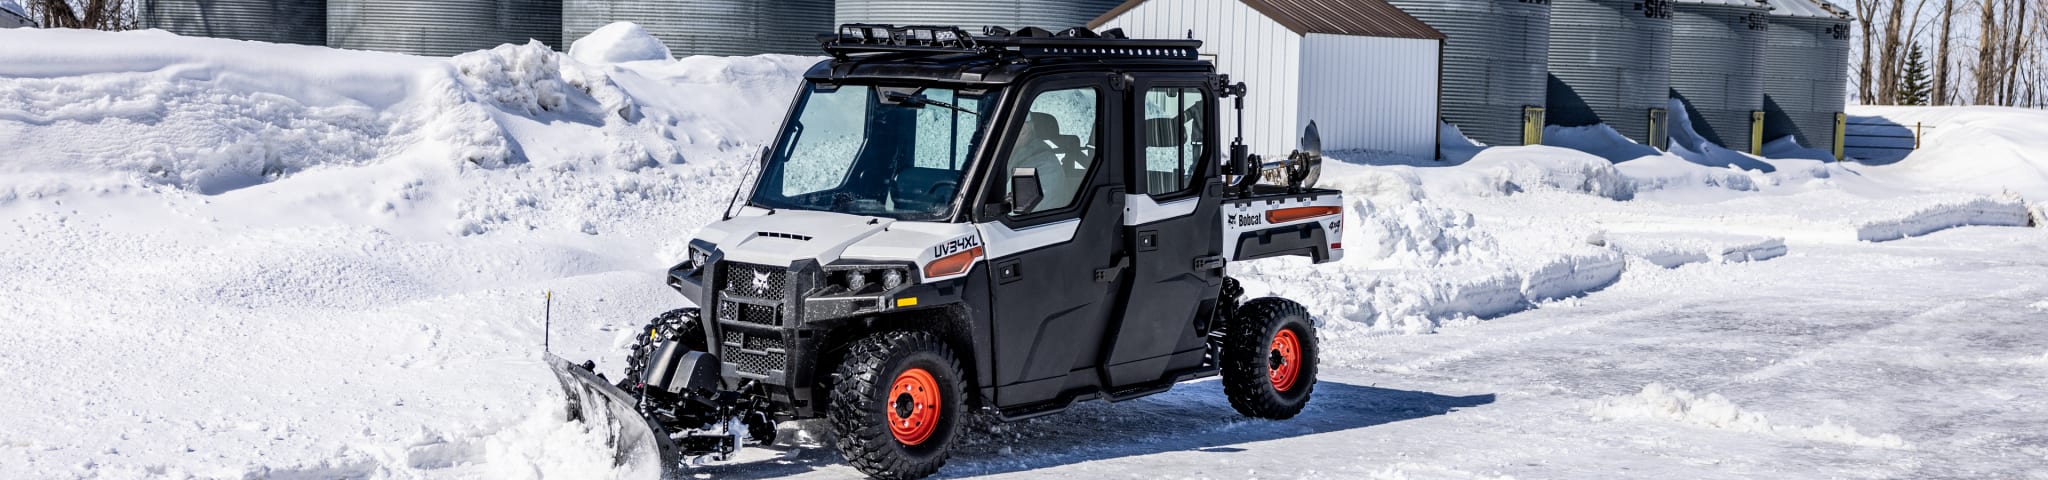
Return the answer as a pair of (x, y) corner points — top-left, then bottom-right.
(1268, 329), (1302, 392)
(886, 367), (941, 446)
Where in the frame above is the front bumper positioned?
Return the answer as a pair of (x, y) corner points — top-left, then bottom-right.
(668, 254), (931, 417)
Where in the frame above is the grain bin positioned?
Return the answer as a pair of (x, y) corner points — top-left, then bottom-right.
(1385, 0), (1550, 147)
(143, 0), (327, 45)
(329, 0), (563, 56)
(1546, 0), (1671, 149)
(1668, 0), (1768, 153)
(1762, 0), (1851, 158)
(565, 0), (833, 57)
(837, 0), (1125, 32)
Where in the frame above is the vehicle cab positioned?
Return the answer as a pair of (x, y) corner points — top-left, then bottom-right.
(665, 25), (1340, 420)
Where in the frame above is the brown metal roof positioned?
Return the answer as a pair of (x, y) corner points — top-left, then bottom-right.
(1091, 0), (1446, 40)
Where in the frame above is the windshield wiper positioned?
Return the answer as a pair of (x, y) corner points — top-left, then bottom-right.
(886, 92), (975, 115)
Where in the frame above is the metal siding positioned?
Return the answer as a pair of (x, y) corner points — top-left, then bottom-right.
(1385, 0), (1549, 147)
(1545, 0), (1670, 145)
(837, 0), (1126, 31)
(1668, 1), (1767, 150)
(329, 0), (564, 56)
(565, 0), (834, 57)
(1761, 14), (1848, 151)
(1097, 0), (1302, 157)
(143, 0), (327, 45)
(1301, 34), (1438, 158)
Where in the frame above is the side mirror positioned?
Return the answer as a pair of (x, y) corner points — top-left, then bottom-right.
(1010, 168), (1044, 215)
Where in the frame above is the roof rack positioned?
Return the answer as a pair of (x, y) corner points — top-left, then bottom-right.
(817, 24), (1203, 61)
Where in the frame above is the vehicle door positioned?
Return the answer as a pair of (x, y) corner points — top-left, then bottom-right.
(1099, 76), (1225, 389)
(975, 74), (1128, 408)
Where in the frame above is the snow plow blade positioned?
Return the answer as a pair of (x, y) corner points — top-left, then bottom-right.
(545, 353), (680, 471)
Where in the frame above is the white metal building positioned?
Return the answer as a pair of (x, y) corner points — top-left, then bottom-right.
(1092, 0), (1444, 159)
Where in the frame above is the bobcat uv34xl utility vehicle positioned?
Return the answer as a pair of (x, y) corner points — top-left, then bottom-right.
(546, 24), (1346, 479)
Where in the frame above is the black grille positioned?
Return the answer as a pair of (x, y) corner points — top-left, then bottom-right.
(721, 330), (786, 352)
(717, 300), (780, 326)
(745, 334), (784, 351)
(720, 262), (789, 299)
(729, 350), (785, 376)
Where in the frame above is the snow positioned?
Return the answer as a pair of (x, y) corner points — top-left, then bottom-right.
(569, 22), (675, 65)
(2, 27), (2046, 480)
(1850, 105), (2048, 200)
(1589, 383), (1909, 448)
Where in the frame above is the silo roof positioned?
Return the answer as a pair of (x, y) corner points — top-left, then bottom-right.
(1092, 0), (1446, 40)
(1, 0), (27, 19)
(1769, 0), (1853, 19)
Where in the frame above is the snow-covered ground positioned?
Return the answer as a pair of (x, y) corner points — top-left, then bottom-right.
(2, 26), (2044, 479)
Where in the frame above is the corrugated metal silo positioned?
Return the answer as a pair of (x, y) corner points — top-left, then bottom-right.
(1668, 0), (1768, 152)
(329, 0), (563, 56)
(1546, 0), (1671, 148)
(565, 0), (833, 57)
(1762, 0), (1851, 156)
(1385, 0), (1549, 147)
(837, 0), (1125, 32)
(143, 0), (327, 45)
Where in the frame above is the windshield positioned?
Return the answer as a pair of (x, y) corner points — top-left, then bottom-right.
(751, 83), (997, 221)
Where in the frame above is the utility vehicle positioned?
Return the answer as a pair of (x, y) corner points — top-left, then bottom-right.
(547, 24), (1345, 480)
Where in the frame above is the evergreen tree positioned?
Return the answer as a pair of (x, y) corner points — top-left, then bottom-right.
(1897, 42), (1933, 106)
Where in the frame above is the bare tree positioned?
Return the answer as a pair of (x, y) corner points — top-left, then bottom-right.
(27, 0), (135, 30)
(1933, 0), (1955, 104)
(1856, 0), (1882, 102)
(2001, 0), (2029, 104)
(1975, 0), (2002, 105)
(1875, 0), (1911, 104)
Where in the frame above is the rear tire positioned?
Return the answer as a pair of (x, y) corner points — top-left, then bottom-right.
(1221, 297), (1318, 419)
(829, 331), (964, 480)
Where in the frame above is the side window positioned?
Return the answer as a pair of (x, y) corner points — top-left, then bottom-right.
(1141, 87), (1205, 196)
(1004, 87), (1100, 216)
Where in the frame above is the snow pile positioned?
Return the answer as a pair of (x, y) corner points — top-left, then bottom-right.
(1591, 384), (1909, 448)
(1847, 194), (2032, 242)
(570, 22), (675, 65)
(0, 27), (819, 479)
(1320, 168), (1495, 265)
(1853, 106), (2048, 199)
(1541, 124), (1660, 163)
(1241, 161), (1625, 334)
(1665, 98), (1778, 173)
(1601, 232), (1787, 268)
(1456, 146), (1636, 200)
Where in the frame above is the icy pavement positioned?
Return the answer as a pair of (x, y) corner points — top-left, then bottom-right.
(713, 228), (2048, 479)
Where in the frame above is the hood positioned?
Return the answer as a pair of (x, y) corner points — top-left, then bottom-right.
(695, 209), (893, 266)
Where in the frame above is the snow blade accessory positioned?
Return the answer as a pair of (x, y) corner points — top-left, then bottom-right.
(545, 353), (680, 470)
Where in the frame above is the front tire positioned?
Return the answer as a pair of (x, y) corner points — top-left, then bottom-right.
(829, 331), (965, 480)
(1221, 298), (1318, 419)
(619, 308), (706, 391)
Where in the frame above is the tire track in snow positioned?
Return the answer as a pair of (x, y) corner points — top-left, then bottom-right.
(1725, 284), (2042, 386)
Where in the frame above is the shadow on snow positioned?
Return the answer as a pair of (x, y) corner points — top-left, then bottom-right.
(685, 380), (1495, 478)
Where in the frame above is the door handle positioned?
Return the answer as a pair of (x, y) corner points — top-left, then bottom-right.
(1094, 256), (1129, 283)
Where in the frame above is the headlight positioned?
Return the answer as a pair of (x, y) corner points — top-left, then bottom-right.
(688, 246), (711, 269)
(823, 266), (911, 295)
